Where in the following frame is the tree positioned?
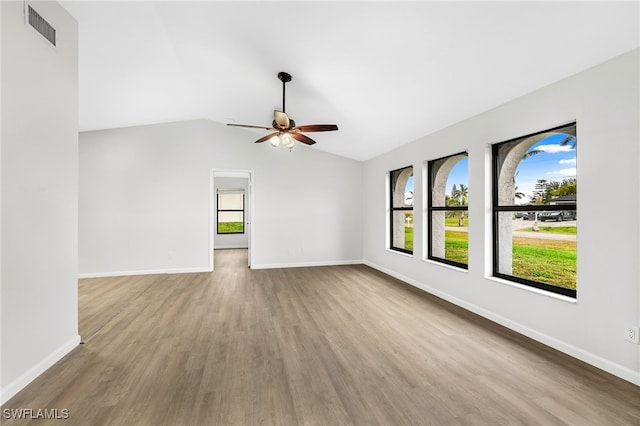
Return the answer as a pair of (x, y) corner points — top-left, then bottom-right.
(549, 178), (576, 198)
(513, 171), (525, 201)
(514, 186), (525, 200)
(559, 135), (577, 149)
(522, 148), (542, 160)
(449, 184), (458, 204)
(529, 178), (577, 205)
(451, 183), (468, 206)
(530, 179), (550, 204)
(451, 184), (468, 226)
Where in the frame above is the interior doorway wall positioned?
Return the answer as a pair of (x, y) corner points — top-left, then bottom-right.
(211, 170), (254, 268)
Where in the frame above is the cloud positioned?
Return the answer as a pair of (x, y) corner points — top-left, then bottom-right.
(559, 158), (576, 165)
(547, 167), (576, 177)
(536, 144), (573, 154)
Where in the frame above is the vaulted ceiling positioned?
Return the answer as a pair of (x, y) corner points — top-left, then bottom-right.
(61, 1), (639, 161)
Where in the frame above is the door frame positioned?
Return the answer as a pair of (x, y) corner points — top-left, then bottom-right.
(210, 169), (254, 269)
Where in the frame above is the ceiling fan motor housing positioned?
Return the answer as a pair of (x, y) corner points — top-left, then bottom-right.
(273, 118), (295, 129)
(278, 72), (292, 83)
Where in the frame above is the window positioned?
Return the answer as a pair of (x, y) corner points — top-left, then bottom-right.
(389, 166), (414, 254)
(217, 190), (244, 234)
(427, 152), (468, 268)
(492, 122), (577, 297)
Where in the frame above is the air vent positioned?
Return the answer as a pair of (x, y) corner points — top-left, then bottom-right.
(27, 5), (56, 46)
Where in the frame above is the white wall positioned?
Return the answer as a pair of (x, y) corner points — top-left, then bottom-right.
(79, 119), (363, 275)
(214, 176), (249, 249)
(1, 1), (79, 403)
(363, 49), (640, 385)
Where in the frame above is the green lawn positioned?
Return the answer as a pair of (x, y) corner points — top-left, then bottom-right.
(404, 226), (413, 251)
(445, 230), (468, 264)
(218, 222), (243, 233)
(511, 236), (576, 290)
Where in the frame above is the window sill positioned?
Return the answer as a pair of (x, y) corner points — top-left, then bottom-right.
(485, 276), (577, 303)
(386, 248), (413, 258)
(422, 258), (468, 273)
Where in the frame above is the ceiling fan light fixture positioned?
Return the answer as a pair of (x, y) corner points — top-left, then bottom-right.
(282, 133), (295, 149)
(269, 134), (281, 147)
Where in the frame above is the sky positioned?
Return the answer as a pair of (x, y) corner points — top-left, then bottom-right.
(513, 133), (576, 204)
(403, 134), (576, 205)
(446, 157), (468, 196)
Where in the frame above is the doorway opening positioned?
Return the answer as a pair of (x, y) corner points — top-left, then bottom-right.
(211, 170), (253, 269)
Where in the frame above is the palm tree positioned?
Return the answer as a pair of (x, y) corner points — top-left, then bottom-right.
(522, 148), (543, 160)
(451, 184), (468, 226)
(559, 135), (577, 149)
(513, 170), (526, 202)
(452, 183), (468, 206)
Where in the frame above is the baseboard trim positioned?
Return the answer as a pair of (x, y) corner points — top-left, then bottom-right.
(0, 334), (81, 405)
(363, 260), (640, 387)
(251, 259), (364, 270)
(78, 266), (213, 279)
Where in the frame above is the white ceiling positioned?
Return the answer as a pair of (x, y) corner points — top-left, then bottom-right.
(60, 1), (639, 161)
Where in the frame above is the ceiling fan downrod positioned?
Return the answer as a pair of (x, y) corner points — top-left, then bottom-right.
(278, 71), (291, 113)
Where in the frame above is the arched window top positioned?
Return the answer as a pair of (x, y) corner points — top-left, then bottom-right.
(391, 166), (413, 208)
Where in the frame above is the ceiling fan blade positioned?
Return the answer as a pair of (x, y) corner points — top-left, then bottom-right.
(292, 124), (338, 132)
(254, 132), (280, 144)
(274, 110), (290, 129)
(227, 123), (274, 131)
(290, 132), (317, 145)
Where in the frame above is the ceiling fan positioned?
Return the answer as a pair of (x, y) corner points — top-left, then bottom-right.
(227, 72), (338, 149)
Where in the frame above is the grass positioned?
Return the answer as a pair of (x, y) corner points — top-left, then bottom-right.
(218, 222), (243, 234)
(404, 226), (413, 251)
(405, 228), (470, 264)
(511, 236), (576, 290)
(445, 230), (468, 264)
(520, 226), (576, 234)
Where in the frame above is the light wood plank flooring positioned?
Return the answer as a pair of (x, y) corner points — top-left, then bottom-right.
(3, 249), (639, 425)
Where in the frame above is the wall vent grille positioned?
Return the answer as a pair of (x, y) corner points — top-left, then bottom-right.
(28, 5), (56, 46)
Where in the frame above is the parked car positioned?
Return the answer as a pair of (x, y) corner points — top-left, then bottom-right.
(521, 211), (537, 221)
(538, 210), (577, 222)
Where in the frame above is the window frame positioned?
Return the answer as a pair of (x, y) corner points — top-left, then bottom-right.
(491, 122), (577, 298)
(427, 151), (469, 269)
(389, 165), (414, 255)
(216, 191), (245, 235)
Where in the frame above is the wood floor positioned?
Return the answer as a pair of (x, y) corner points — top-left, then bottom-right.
(3, 249), (639, 425)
